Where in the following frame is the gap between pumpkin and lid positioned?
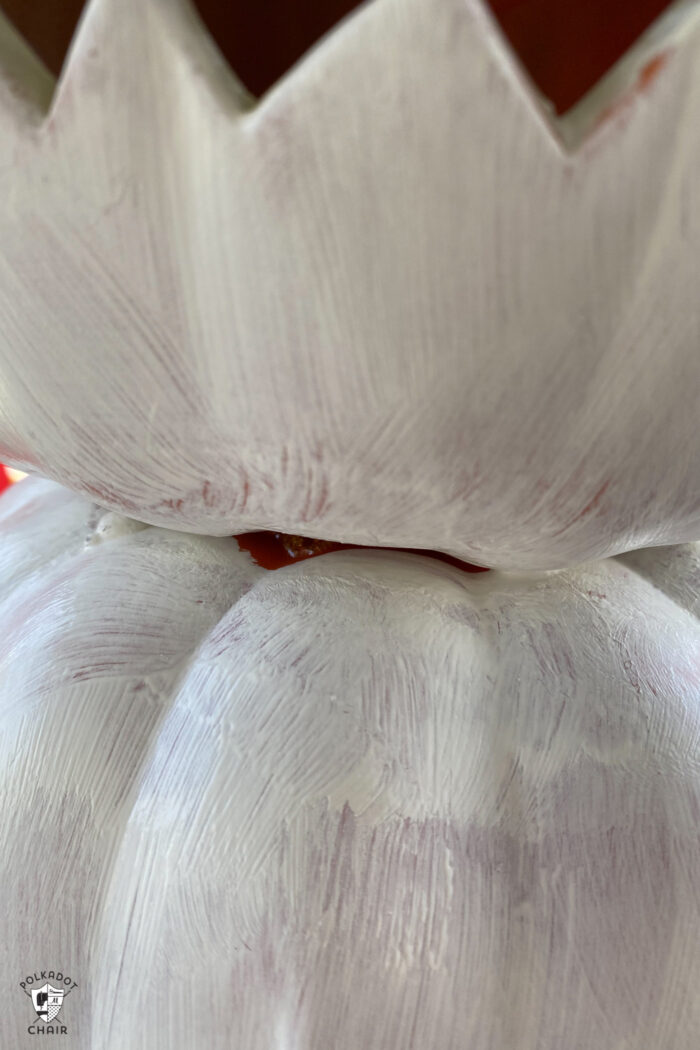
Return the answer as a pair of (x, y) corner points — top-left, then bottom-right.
(234, 531), (491, 574)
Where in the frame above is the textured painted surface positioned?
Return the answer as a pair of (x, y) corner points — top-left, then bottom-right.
(2, 477), (699, 1048)
(0, 0), (699, 568)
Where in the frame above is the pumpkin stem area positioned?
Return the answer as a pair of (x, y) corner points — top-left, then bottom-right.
(234, 531), (490, 574)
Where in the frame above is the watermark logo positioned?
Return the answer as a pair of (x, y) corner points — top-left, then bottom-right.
(20, 972), (77, 1036)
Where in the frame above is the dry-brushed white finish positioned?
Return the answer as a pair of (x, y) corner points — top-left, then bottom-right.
(2, 476), (699, 1049)
(0, 0), (700, 568)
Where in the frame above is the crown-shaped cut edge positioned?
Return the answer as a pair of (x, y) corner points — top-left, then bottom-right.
(1, 0), (700, 156)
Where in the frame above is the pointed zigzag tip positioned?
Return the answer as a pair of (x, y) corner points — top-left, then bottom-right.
(0, 10), (55, 129)
(51, 0), (254, 124)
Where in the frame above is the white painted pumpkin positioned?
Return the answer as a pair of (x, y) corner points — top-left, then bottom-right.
(1, 475), (699, 1048)
(2, 1), (700, 1045)
(1, 0), (700, 568)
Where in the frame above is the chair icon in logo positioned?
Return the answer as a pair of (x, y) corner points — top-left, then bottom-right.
(31, 984), (65, 1024)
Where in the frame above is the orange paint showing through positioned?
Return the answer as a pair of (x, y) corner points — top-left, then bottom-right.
(235, 532), (490, 574)
(552, 479), (611, 537)
(638, 52), (669, 92)
(595, 51), (669, 131)
(577, 479), (611, 522)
